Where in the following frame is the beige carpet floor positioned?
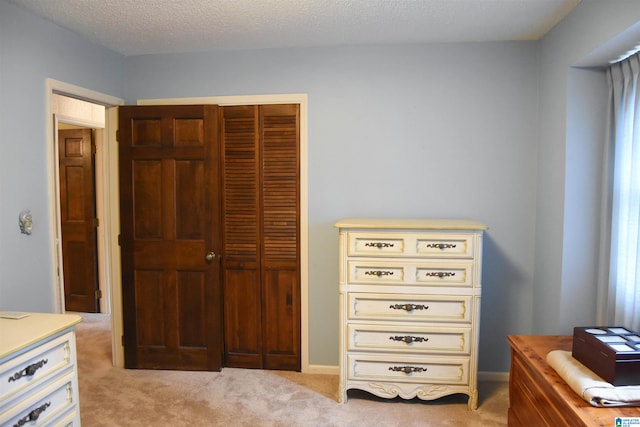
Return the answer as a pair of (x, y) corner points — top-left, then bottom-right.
(74, 313), (509, 426)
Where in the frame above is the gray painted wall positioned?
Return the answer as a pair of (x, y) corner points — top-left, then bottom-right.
(535, 0), (640, 335)
(0, 1), (124, 311)
(2, 0), (640, 372)
(124, 42), (540, 370)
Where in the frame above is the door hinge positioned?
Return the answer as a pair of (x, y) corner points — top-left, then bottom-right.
(118, 234), (121, 246)
(91, 141), (97, 155)
(95, 289), (102, 299)
(122, 335), (125, 346)
(93, 218), (100, 227)
(116, 129), (120, 142)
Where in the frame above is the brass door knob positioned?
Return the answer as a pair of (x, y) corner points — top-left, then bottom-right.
(205, 251), (216, 262)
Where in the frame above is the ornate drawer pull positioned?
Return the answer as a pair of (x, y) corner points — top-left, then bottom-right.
(13, 401), (51, 427)
(425, 272), (455, 278)
(426, 243), (456, 250)
(365, 270), (394, 277)
(388, 366), (427, 374)
(389, 303), (428, 312)
(365, 242), (394, 248)
(8, 359), (48, 382)
(389, 335), (428, 344)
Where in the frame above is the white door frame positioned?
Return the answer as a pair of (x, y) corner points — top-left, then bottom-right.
(46, 79), (124, 367)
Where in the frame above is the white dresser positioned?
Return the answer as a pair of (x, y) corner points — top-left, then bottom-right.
(0, 313), (82, 426)
(335, 218), (486, 409)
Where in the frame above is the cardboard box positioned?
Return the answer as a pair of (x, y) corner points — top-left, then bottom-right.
(572, 326), (640, 386)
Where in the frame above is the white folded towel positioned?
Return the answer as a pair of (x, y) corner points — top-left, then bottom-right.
(547, 350), (640, 407)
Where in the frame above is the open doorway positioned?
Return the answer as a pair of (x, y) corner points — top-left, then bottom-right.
(47, 79), (125, 367)
(53, 96), (106, 314)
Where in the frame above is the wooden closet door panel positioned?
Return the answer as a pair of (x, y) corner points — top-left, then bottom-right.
(221, 106), (263, 367)
(260, 104), (301, 370)
(263, 266), (300, 370)
(221, 106), (260, 262)
(220, 104), (300, 371)
(223, 267), (262, 368)
(261, 104), (299, 262)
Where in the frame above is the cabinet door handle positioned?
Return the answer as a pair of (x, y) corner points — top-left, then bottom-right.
(364, 242), (394, 248)
(389, 303), (428, 312)
(426, 243), (456, 249)
(388, 366), (427, 374)
(389, 335), (428, 344)
(365, 270), (394, 277)
(425, 272), (455, 278)
(13, 401), (51, 427)
(8, 359), (48, 382)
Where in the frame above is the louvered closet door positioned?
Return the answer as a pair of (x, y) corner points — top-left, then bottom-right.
(221, 104), (300, 370)
(261, 104), (300, 370)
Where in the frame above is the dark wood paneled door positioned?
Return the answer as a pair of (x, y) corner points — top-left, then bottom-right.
(119, 105), (223, 370)
(59, 129), (99, 313)
(221, 104), (300, 371)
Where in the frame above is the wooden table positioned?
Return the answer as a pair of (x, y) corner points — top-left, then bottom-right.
(508, 335), (640, 426)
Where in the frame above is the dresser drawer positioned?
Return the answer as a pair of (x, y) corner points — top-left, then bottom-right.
(347, 324), (471, 354)
(415, 234), (475, 258)
(349, 293), (472, 323)
(348, 261), (405, 284)
(348, 233), (406, 256)
(348, 232), (475, 259)
(1, 370), (78, 427)
(347, 353), (470, 384)
(0, 331), (76, 404)
(49, 408), (80, 427)
(348, 260), (474, 287)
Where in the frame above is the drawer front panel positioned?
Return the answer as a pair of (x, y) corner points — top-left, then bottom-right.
(0, 332), (75, 403)
(347, 232), (475, 259)
(347, 324), (471, 354)
(349, 234), (406, 257)
(348, 261), (474, 287)
(347, 353), (469, 384)
(415, 262), (473, 287)
(349, 293), (472, 323)
(415, 234), (474, 258)
(1, 371), (77, 427)
(348, 261), (405, 284)
(50, 408), (80, 427)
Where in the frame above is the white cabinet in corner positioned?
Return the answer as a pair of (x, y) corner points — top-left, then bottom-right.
(335, 218), (486, 410)
(0, 313), (82, 426)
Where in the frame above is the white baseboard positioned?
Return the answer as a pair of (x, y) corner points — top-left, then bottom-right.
(478, 371), (509, 382)
(303, 364), (339, 375)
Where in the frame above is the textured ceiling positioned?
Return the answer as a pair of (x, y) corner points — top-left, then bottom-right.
(10, 0), (582, 56)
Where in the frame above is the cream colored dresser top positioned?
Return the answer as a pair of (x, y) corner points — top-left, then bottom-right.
(0, 312), (82, 426)
(334, 218), (486, 231)
(335, 218), (486, 409)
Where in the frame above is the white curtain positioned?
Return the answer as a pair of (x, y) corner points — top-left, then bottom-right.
(600, 53), (640, 330)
